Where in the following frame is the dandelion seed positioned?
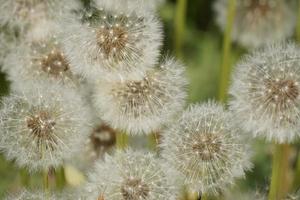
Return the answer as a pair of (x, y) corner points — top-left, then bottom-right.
(229, 42), (300, 143)
(214, 0), (296, 48)
(92, 58), (187, 135)
(0, 83), (91, 171)
(83, 149), (176, 200)
(161, 102), (252, 195)
(62, 0), (162, 78)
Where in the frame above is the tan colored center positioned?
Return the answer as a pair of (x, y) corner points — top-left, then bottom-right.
(90, 124), (116, 155)
(26, 111), (57, 150)
(121, 178), (150, 200)
(40, 50), (70, 76)
(248, 0), (271, 15)
(96, 26), (128, 58)
(192, 134), (222, 161)
(265, 79), (299, 106)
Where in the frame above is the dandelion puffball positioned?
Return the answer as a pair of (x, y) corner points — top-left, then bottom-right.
(229, 43), (300, 143)
(92, 58), (187, 135)
(83, 149), (176, 200)
(62, 0), (162, 78)
(5, 190), (60, 200)
(161, 102), (252, 195)
(5, 28), (78, 91)
(0, 0), (79, 42)
(214, 0), (296, 48)
(0, 82), (91, 171)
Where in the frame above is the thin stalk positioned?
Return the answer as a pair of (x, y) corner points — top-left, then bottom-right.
(116, 132), (128, 149)
(296, 0), (300, 42)
(268, 144), (291, 200)
(19, 168), (30, 186)
(293, 152), (300, 189)
(43, 169), (50, 200)
(174, 0), (187, 59)
(218, 0), (237, 102)
(55, 167), (65, 190)
(148, 132), (159, 151)
(200, 194), (208, 200)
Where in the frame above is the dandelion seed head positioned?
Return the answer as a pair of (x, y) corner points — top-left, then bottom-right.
(92, 58), (187, 135)
(83, 150), (176, 200)
(214, 0), (296, 48)
(62, 0), (162, 78)
(161, 102), (252, 195)
(5, 31), (79, 91)
(229, 43), (300, 143)
(5, 189), (60, 200)
(0, 83), (91, 171)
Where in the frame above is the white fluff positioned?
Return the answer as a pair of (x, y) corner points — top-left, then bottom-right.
(61, 0), (163, 79)
(0, 81), (92, 172)
(92, 57), (187, 135)
(214, 0), (297, 48)
(229, 42), (300, 143)
(161, 102), (252, 195)
(82, 149), (177, 200)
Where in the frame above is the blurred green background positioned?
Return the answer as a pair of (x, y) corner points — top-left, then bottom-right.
(0, 0), (291, 198)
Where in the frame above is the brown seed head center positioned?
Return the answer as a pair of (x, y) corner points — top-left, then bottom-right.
(247, 0), (272, 15)
(265, 79), (299, 106)
(40, 50), (70, 76)
(26, 111), (57, 150)
(96, 26), (128, 58)
(192, 134), (222, 161)
(121, 178), (150, 200)
(90, 124), (116, 155)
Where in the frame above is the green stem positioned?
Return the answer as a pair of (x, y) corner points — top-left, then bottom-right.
(116, 132), (128, 149)
(43, 169), (50, 200)
(148, 132), (159, 151)
(293, 152), (300, 190)
(55, 167), (65, 190)
(268, 144), (291, 200)
(296, 0), (300, 42)
(174, 0), (187, 59)
(19, 168), (30, 187)
(218, 0), (236, 102)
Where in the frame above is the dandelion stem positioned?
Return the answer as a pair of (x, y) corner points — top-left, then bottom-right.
(268, 144), (291, 200)
(55, 166), (65, 190)
(218, 0), (236, 102)
(116, 132), (128, 149)
(43, 168), (50, 200)
(296, 0), (300, 42)
(293, 153), (300, 189)
(148, 132), (159, 151)
(174, 0), (187, 59)
(19, 168), (30, 186)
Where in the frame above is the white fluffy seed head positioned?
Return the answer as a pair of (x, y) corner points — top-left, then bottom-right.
(0, 0), (79, 42)
(61, 0), (163, 79)
(5, 190), (61, 200)
(0, 82), (92, 172)
(83, 149), (177, 200)
(214, 0), (297, 48)
(229, 42), (300, 143)
(161, 102), (252, 195)
(5, 28), (80, 91)
(92, 58), (187, 135)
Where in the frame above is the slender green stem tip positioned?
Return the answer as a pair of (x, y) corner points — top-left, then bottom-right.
(218, 0), (236, 102)
(174, 0), (187, 59)
(268, 144), (291, 200)
(116, 132), (128, 149)
(296, 0), (300, 42)
(43, 169), (50, 200)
